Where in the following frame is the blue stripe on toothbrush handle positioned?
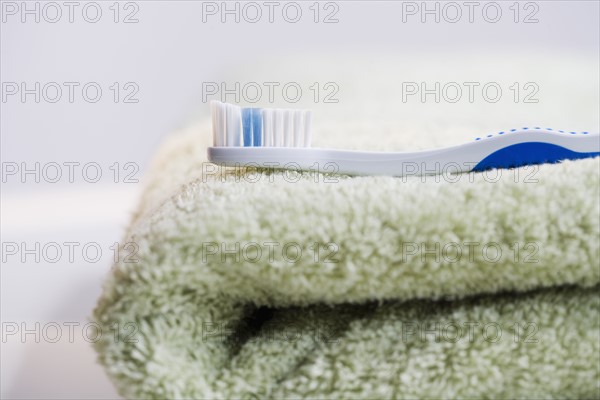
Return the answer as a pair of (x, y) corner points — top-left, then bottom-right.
(251, 108), (262, 146)
(472, 142), (600, 172)
(241, 108), (253, 147)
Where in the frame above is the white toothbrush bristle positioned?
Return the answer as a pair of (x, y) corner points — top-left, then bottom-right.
(274, 110), (284, 147)
(226, 103), (241, 146)
(283, 110), (293, 147)
(210, 101), (313, 148)
(210, 102), (218, 146)
(303, 110), (312, 147)
(263, 108), (273, 147)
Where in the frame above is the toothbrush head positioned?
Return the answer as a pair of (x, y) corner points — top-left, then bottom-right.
(211, 101), (312, 148)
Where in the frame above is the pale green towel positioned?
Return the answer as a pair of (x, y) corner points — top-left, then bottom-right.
(94, 56), (600, 399)
(93, 120), (599, 398)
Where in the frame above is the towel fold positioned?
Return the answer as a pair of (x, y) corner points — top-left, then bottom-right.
(93, 120), (599, 399)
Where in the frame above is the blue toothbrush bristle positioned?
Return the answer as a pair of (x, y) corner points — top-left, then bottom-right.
(240, 108), (263, 147)
(251, 108), (262, 146)
(241, 108), (253, 147)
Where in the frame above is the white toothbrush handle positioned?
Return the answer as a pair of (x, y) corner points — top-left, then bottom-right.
(208, 130), (600, 176)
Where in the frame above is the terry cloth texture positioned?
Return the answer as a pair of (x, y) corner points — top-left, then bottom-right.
(93, 126), (600, 399)
(94, 57), (600, 399)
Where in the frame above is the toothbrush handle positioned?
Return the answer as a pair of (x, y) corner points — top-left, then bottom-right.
(208, 130), (600, 177)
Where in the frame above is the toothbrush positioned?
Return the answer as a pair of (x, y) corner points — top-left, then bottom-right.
(207, 101), (600, 176)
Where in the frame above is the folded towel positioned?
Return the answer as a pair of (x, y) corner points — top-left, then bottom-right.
(94, 55), (600, 399)
(93, 119), (599, 398)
